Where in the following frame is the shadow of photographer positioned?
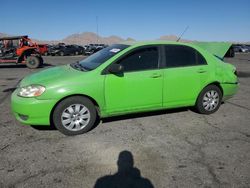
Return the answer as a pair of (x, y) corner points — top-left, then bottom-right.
(94, 150), (154, 188)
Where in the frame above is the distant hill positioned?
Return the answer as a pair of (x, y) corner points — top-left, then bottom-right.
(35, 32), (136, 45)
(1, 32), (249, 45)
(0, 32), (135, 45)
(0, 33), (9, 38)
(158, 34), (192, 42)
(62, 32), (134, 45)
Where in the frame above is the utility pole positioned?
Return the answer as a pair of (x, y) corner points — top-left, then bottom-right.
(96, 16), (99, 43)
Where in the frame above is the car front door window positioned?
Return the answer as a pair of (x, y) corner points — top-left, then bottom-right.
(118, 47), (159, 72)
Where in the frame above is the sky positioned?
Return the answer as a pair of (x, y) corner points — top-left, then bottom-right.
(0, 0), (249, 42)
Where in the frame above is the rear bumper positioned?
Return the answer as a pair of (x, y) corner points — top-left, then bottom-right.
(11, 90), (57, 126)
(221, 82), (239, 101)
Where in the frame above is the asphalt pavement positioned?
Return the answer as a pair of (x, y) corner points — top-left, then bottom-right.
(0, 54), (250, 188)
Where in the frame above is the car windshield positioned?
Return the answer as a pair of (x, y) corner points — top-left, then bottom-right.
(77, 44), (129, 71)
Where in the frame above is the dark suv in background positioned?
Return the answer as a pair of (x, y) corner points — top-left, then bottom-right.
(50, 44), (83, 56)
(43, 43), (108, 56)
(84, 44), (108, 55)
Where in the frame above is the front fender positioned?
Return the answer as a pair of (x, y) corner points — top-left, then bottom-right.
(36, 76), (106, 115)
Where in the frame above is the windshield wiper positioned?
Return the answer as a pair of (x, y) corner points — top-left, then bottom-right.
(77, 61), (93, 71)
(70, 61), (87, 71)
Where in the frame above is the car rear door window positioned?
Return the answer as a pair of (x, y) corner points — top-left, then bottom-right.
(118, 47), (159, 72)
(165, 45), (206, 68)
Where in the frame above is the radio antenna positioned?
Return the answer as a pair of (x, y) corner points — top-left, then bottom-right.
(177, 26), (189, 42)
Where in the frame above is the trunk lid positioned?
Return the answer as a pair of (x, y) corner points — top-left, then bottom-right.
(193, 42), (232, 59)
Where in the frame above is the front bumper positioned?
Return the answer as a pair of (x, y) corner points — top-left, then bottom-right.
(221, 82), (239, 101)
(11, 90), (57, 126)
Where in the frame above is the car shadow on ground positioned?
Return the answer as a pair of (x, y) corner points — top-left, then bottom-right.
(30, 108), (190, 132)
(42, 63), (54, 67)
(31, 125), (57, 131)
(102, 107), (189, 123)
(94, 150), (154, 188)
(234, 58), (250, 62)
(0, 64), (27, 68)
(237, 71), (250, 78)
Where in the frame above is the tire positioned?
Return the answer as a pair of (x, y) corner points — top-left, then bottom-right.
(53, 96), (97, 136)
(59, 51), (64, 56)
(39, 57), (44, 66)
(195, 85), (222, 114)
(26, 56), (40, 69)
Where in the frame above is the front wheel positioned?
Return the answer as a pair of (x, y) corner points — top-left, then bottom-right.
(26, 56), (41, 69)
(53, 96), (97, 136)
(195, 85), (222, 114)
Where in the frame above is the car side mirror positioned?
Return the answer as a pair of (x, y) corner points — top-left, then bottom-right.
(108, 64), (124, 74)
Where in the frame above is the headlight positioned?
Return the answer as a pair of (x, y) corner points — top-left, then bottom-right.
(18, 85), (46, 97)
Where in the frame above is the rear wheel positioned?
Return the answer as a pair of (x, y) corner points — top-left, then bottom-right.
(195, 85), (222, 114)
(59, 51), (64, 56)
(26, 56), (40, 69)
(53, 96), (97, 136)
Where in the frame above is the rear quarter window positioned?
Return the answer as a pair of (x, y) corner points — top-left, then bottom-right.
(164, 45), (207, 68)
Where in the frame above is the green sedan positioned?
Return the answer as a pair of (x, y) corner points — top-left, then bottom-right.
(11, 41), (238, 135)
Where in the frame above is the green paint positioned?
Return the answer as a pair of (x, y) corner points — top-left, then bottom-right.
(193, 42), (232, 59)
(11, 41), (238, 126)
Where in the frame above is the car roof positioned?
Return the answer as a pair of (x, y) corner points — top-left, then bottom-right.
(120, 40), (232, 59)
(120, 40), (186, 46)
(120, 41), (203, 50)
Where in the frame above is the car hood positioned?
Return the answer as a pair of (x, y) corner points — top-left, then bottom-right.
(193, 42), (232, 59)
(20, 65), (80, 86)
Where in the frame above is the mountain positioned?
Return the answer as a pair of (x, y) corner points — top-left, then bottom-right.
(0, 32), (135, 45)
(62, 32), (134, 45)
(33, 32), (136, 45)
(62, 33), (193, 45)
(158, 35), (192, 42)
(1, 32), (249, 45)
(0, 33), (9, 38)
(32, 32), (135, 45)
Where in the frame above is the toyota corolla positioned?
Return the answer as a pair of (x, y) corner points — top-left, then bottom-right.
(11, 41), (238, 135)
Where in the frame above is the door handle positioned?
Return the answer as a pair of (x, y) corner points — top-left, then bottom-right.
(197, 69), (207, 73)
(150, 73), (162, 78)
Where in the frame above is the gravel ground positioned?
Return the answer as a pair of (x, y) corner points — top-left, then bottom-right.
(0, 54), (250, 188)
